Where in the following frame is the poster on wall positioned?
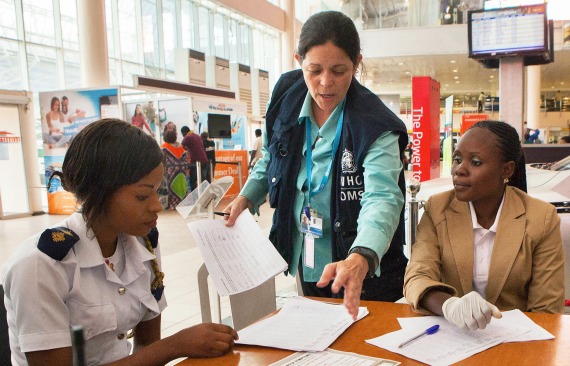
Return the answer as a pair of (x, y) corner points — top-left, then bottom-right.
(156, 99), (191, 139)
(39, 87), (120, 214)
(125, 98), (191, 142)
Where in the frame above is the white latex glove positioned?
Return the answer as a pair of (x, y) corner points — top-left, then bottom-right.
(442, 291), (502, 331)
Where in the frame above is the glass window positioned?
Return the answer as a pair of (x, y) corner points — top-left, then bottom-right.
(26, 44), (58, 92)
(0, 39), (23, 90)
(108, 58), (120, 86)
(22, 0), (56, 46)
(252, 28), (263, 69)
(63, 50), (81, 88)
(121, 61), (143, 87)
(59, 0), (79, 50)
(142, 0), (159, 68)
(228, 18), (237, 62)
(213, 12), (226, 58)
(118, 0), (139, 63)
(180, 0), (196, 49)
(144, 65), (162, 78)
(105, 0), (117, 59)
(0, 0), (18, 39)
(198, 6), (210, 54)
(239, 23), (250, 65)
(162, 0), (177, 71)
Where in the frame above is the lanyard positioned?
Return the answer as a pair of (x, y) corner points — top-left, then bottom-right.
(305, 101), (345, 205)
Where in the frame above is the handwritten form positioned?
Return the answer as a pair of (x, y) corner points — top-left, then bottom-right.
(187, 211), (288, 296)
(237, 297), (369, 352)
(367, 310), (552, 365)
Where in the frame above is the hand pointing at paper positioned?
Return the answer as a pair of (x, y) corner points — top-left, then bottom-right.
(317, 253), (369, 320)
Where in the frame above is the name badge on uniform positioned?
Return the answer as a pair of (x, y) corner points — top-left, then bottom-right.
(304, 233), (315, 269)
(300, 206), (322, 238)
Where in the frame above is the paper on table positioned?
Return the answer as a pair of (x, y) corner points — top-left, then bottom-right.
(187, 210), (288, 296)
(269, 348), (400, 366)
(498, 309), (555, 342)
(396, 310), (554, 343)
(367, 316), (529, 365)
(237, 296), (369, 352)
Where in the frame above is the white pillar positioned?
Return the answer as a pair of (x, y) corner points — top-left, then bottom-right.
(525, 66), (541, 130)
(20, 92), (43, 214)
(280, 0), (295, 73)
(77, 0), (109, 87)
(499, 57), (524, 140)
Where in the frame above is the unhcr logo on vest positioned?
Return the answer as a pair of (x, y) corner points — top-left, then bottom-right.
(340, 149), (363, 202)
(341, 149), (357, 174)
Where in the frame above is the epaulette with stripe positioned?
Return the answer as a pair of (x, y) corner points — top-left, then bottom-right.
(38, 227), (80, 260)
(146, 227), (159, 249)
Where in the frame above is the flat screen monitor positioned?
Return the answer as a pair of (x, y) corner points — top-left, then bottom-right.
(468, 4), (548, 60)
(207, 113), (231, 139)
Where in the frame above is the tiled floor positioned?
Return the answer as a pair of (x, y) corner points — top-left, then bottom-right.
(0, 200), (298, 365)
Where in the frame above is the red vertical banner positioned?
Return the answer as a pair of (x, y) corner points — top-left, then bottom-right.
(411, 77), (441, 182)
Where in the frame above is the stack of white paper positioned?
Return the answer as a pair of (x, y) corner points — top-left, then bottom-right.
(237, 296), (369, 352)
(366, 310), (553, 365)
(188, 210), (288, 296)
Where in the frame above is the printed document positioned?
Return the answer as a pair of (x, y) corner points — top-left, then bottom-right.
(237, 297), (369, 352)
(270, 349), (400, 366)
(187, 210), (288, 296)
(367, 314), (530, 365)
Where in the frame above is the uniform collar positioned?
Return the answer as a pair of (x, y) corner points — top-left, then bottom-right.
(297, 91), (345, 130)
(66, 212), (157, 272)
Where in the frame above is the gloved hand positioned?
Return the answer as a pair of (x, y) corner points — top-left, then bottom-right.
(442, 291), (502, 331)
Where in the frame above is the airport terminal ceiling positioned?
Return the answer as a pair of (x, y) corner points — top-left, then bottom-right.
(360, 50), (570, 103)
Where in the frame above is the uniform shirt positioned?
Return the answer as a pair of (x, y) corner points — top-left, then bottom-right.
(470, 196), (504, 298)
(242, 91), (402, 281)
(2, 212), (167, 366)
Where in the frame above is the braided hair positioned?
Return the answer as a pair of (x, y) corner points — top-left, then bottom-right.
(468, 120), (527, 192)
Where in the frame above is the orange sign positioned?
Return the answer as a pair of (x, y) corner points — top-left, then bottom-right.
(213, 150), (249, 199)
(461, 114), (488, 135)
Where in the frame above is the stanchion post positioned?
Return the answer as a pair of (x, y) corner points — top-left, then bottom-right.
(406, 179), (424, 251)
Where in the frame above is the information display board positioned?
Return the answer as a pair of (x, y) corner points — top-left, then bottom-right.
(468, 4), (547, 59)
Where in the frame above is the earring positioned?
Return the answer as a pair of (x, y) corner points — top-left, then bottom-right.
(503, 178), (509, 184)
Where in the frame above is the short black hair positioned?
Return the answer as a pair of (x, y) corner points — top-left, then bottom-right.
(255, 129), (262, 137)
(51, 119), (162, 231)
(181, 126), (190, 136)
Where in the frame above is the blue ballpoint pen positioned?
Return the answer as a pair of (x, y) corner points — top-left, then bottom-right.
(398, 324), (440, 348)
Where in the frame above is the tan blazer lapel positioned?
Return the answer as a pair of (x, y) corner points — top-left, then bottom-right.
(446, 198), (474, 295)
(486, 188), (526, 304)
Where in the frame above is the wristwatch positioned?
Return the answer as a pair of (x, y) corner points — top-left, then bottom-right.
(348, 247), (379, 279)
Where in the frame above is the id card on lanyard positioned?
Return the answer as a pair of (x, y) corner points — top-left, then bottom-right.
(301, 100), (345, 268)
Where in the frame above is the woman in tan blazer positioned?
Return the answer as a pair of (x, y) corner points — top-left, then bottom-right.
(404, 121), (565, 331)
